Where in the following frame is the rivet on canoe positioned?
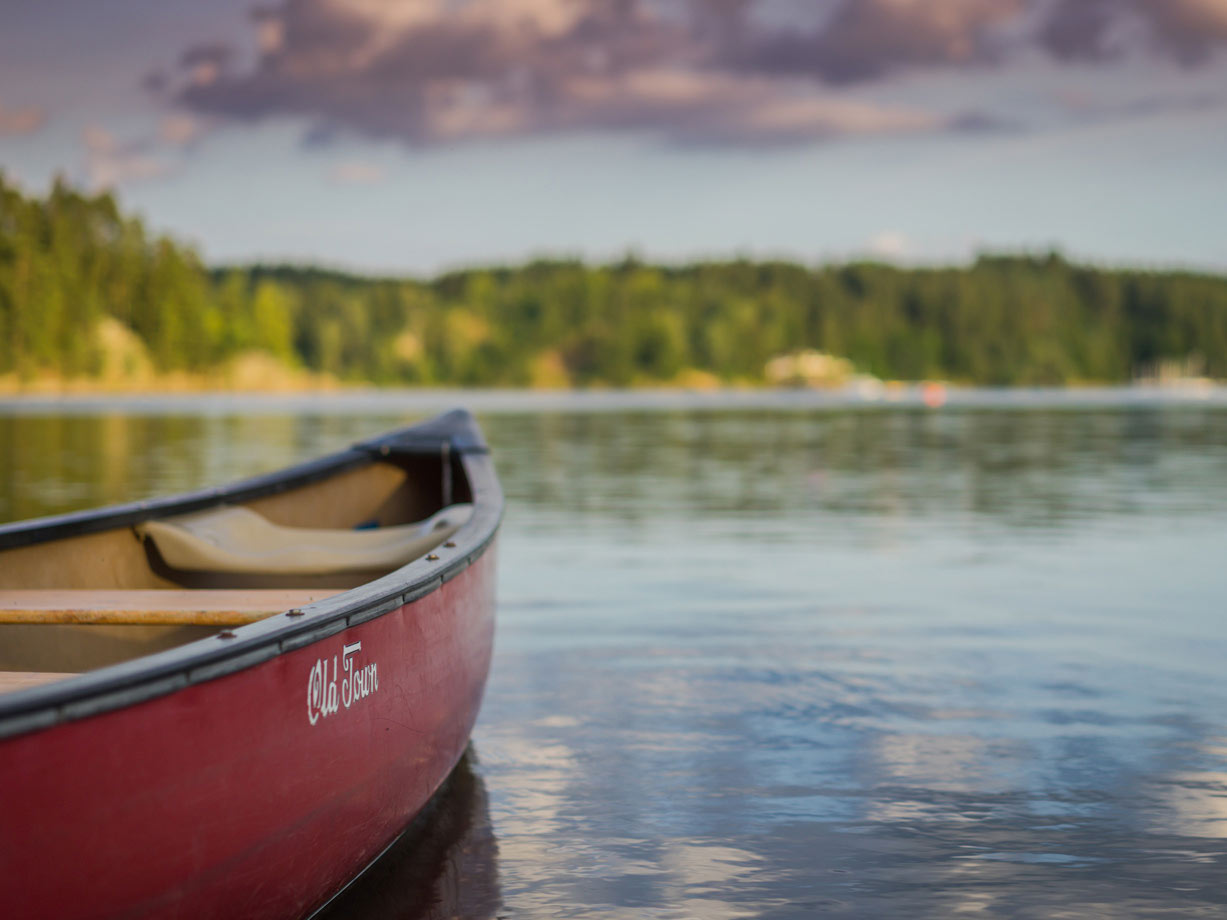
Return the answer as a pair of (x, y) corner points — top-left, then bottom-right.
(426, 553), (440, 561)
(286, 608), (304, 618)
(218, 630), (237, 640)
(444, 541), (457, 548)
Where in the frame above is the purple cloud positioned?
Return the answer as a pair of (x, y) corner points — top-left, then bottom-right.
(1043, 0), (1227, 62)
(0, 102), (47, 138)
(172, 0), (942, 145)
(1137, 0), (1227, 63)
(721, 0), (1026, 84)
(165, 0), (1227, 147)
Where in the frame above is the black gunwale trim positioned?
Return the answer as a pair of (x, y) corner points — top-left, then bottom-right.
(0, 409), (503, 740)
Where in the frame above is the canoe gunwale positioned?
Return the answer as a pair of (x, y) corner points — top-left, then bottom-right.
(0, 409), (503, 741)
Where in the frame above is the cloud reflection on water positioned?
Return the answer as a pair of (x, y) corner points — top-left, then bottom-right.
(472, 405), (1227, 916)
(3, 400), (1227, 915)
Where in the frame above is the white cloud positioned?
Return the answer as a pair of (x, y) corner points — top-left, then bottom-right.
(867, 230), (915, 260)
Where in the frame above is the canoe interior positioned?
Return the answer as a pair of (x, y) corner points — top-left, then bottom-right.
(0, 448), (463, 680)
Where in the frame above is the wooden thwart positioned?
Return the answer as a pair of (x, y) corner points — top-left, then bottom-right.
(0, 671), (75, 694)
(0, 590), (338, 627)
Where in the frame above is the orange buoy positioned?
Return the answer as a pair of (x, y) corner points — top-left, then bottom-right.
(921, 382), (947, 408)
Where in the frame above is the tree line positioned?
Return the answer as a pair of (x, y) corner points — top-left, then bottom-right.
(2, 173), (1225, 387)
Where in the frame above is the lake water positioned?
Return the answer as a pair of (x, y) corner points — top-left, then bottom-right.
(3, 391), (1227, 918)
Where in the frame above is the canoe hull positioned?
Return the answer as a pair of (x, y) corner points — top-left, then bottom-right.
(0, 543), (497, 919)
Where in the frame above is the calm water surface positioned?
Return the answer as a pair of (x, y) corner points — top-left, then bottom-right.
(3, 394), (1227, 918)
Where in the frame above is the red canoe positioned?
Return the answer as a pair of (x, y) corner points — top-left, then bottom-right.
(0, 410), (502, 919)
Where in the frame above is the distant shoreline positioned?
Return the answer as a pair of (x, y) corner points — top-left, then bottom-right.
(7, 177), (1227, 393)
(2, 383), (1225, 416)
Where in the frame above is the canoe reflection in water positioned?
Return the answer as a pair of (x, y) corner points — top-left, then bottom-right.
(318, 749), (501, 920)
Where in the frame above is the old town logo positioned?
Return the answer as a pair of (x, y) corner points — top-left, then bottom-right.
(307, 641), (379, 725)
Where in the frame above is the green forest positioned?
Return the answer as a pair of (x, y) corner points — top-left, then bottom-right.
(2, 173), (1225, 389)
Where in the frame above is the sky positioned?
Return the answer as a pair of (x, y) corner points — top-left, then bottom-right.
(0, 0), (1225, 275)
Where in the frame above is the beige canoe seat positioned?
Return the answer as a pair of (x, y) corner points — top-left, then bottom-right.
(136, 504), (473, 576)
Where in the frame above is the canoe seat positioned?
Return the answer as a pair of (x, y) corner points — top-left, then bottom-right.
(136, 504), (472, 576)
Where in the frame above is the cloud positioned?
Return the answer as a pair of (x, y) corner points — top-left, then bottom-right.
(78, 115), (212, 191)
(83, 125), (173, 189)
(724, 0), (1026, 84)
(159, 114), (210, 147)
(180, 43), (233, 87)
(1042, 0), (1227, 63)
(0, 102), (47, 137)
(165, 0), (1227, 148)
(866, 229), (914, 260)
(168, 0), (947, 145)
(328, 160), (386, 184)
(1137, 0), (1227, 62)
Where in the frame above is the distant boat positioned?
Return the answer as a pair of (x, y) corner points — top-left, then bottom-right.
(0, 410), (502, 919)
